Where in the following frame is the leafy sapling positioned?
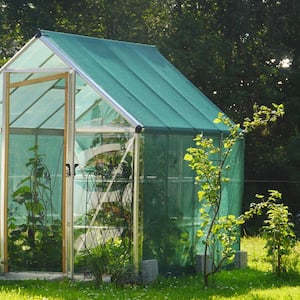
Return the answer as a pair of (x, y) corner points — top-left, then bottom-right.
(185, 103), (284, 287)
(260, 191), (296, 275)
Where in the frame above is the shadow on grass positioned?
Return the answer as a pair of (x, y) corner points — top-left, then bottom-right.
(1, 268), (300, 299)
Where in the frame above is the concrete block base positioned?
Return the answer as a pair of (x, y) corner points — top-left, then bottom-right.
(141, 259), (159, 283)
(234, 251), (247, 268)
(196, 255), (214, 273)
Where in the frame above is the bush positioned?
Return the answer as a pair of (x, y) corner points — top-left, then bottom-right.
(78, 237), (130, 287)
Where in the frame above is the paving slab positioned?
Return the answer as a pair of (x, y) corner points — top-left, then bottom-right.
(0, 272), (87, 281)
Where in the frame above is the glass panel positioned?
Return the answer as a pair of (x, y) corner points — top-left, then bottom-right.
(7, 77), (64, 272)
(12, 88), (65, 128)
(9, 40), (67, 70)
(72, 75), (134, 275)
(9, 72), (66, 129)
(75, 77), (130, 129)
(73, 132), (134, 274)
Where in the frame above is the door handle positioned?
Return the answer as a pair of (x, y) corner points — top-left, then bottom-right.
(74, 164), (79, 176)
(66, 163), (71, 177)
(66, 163), (79, 177)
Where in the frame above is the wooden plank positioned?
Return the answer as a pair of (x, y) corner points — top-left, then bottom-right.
(9, 73), (68, 88)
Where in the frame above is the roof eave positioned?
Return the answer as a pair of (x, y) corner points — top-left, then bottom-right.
(142, 126), (229, 135)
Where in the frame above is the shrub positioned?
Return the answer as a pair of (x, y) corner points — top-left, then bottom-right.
(261, 198), (297, 275)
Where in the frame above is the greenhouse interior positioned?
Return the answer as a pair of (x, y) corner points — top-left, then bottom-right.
(0, 30), (244, 278)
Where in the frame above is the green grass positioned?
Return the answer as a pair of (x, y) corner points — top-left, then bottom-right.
(1, 236), (300, 299)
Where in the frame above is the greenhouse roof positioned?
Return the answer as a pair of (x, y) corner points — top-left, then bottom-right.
(1, 30), (229, 133)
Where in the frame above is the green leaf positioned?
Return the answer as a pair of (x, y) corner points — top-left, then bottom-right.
(197, 230), (204, 237)
(184, 153), (193, 161)
(198, 191), (205, 200)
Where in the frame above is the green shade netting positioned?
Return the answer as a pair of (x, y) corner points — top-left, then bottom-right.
(142, 134), (244, 274)
(39, 30), (229, 133)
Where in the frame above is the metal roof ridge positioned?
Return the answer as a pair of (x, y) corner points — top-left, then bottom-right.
(40, 29), (156, 49)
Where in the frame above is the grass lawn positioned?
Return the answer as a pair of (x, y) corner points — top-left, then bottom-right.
(1, 236), (300, 299)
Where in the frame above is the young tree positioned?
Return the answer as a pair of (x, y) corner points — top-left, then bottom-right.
(184, 103), (284, 287)
(261, 193), (296, 275)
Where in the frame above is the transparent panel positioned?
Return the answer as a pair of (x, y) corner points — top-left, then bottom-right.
(73, 132), (134, 275)
(7, 76), (65, 272)
(9, 39), (67, 70)
(8, 72), (66, 130)
(75, 76), (131, 129)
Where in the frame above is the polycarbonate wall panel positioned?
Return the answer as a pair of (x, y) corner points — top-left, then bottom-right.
(142, 133), (198, 275)
(75, 75), (131, 129)
(8, 39), (67, 70)
(7, 71), (67, 130)
(8, 135), (39, 224)
(142, 133), (244, 275)
(11, 88), (65, 129)
(2, 39), (69, 130)
(8, 133), (63, 271)
(73, 132), (134, 272)
(8, 134), (63, 219)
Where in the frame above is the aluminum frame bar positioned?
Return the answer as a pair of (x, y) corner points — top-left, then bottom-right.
(76, 127), (136, 134)
(0, 72), (10, 272)
(133, 132), (141, 272)
(5, 68), (71, 73)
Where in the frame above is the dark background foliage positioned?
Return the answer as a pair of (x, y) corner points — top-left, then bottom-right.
(1, 0), (300, 233)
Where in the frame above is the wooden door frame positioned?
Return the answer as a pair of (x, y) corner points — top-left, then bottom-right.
(0, 69), (75, 276)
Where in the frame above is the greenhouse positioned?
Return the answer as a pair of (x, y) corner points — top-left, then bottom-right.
(0, 30), (244, 278)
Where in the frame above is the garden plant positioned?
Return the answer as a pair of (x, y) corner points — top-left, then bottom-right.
(1, 236), (300, 299)
(8, 145), (62, 271)
(261, 193), (297, 275)
(184, 103), (285, 287)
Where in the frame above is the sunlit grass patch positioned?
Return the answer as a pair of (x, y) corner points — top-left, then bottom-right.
(0, 237), (300, 299)
(241, 235), (271, 272)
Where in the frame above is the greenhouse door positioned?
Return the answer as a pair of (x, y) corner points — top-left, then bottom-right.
(0, 70), (75, 275)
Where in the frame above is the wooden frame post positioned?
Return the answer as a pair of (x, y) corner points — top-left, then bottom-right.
(63, 70), (75, 278)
